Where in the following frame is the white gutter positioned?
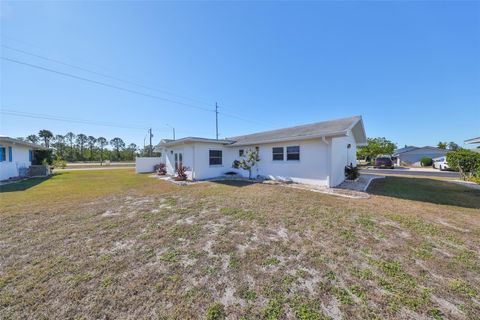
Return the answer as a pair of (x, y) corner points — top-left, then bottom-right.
(227, 131), (348, 147)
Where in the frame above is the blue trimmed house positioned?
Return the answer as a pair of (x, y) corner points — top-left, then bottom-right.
(0, 136), (43, 181)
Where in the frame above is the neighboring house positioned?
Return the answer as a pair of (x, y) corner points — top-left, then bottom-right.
(0, 136), (43, 181)
(464, 137), (480, 145)
(153, 116), (367, 187)
(393, 146), (447, 167)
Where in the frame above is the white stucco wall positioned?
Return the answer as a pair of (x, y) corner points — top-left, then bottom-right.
(0, 143), (32, 180)
(155, 134), (357, 187)
(135, 157), (162, 173)
(234, 139), (330, 186)
(330, 133), (356, 187)
(162, 143), (239, 180)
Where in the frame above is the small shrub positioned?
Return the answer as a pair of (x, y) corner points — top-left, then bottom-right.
(344, 164), (359, 180)
(52, 159), (67, 169)
(420, 157), (433, 167)
(154, 163), (167, 175)
(205, 302), (226, 320)
(175, 165), (189, 181)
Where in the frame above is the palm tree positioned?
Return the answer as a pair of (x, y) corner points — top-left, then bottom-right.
(38, 130), (53, 148)
(110, 137), (125, 160)
(87, 136), (97, 160)
(97, 137), (108, 165)
(26, 134), (39, 144)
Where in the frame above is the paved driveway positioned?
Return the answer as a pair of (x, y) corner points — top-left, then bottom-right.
(360, 168), (460, 178)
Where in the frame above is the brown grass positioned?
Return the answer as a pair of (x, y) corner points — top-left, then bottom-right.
(1, 170), (479, 319)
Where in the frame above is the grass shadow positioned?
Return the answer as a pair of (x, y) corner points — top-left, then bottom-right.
(368, 176), (480, 209)
(209, 179), (257, 188)
(0, 176), (52, 193)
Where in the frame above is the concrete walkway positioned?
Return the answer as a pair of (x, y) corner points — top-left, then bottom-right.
(337, 174), (385, 192)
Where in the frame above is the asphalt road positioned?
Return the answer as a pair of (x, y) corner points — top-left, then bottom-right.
(360, 168), (460, 178)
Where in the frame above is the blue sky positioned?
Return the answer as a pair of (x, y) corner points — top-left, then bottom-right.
(1, 1), (479, 149)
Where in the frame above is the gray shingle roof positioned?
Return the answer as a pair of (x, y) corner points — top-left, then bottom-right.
(155, 137), (233, 149)
(465, 137), (480, 144)
(227, 116), (363, 146)
(154, 116), (365, 148)
(0, 136), (44, 149)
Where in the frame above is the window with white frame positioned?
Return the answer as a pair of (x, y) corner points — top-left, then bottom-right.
(209, 150), (222, 165)
(286, 146), (300, 160)
(272, 147), (284, 161)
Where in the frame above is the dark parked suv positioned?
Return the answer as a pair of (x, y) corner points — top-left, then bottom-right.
(374, 155), (394, 169)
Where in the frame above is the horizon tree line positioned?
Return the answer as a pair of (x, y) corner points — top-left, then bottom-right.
(18, 130), (153, 162)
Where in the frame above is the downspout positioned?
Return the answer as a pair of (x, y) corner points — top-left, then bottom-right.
(322, 137), (331, 187)
(192, 144), (196, 180)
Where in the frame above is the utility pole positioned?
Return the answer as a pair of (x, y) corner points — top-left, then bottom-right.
(149, 128), (153, 157)
(215, 102), (219, 140)
(166, 124), (175, 140)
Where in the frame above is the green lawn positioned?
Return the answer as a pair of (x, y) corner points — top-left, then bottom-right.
(368, 176), (480, 209)
(1, 170), (479, 319)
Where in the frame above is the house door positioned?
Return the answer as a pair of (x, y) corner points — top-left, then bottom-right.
(174, 153), (183, 172)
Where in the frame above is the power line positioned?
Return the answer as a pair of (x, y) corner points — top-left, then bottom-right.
(0, 38), (279, 128)
(1, 56), (216, 113)
(1, 44), (216, 107)
(2, 56), (276, 128)
(0, 108), (213, 135)
(1, 109), (153, 130)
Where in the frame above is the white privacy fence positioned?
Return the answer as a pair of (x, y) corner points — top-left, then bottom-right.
(135, 157), (162, 173)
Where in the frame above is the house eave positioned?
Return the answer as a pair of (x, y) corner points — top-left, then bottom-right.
(158, 138), (234, 148)
(464, 137), (480, 144)
(0, 137), (45, 149)
(226, 131), (349, 147)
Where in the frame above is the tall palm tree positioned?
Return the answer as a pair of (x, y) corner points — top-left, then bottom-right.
(38, 130), (53, 148)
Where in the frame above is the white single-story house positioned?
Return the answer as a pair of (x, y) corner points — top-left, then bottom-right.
(393, 146), (447, 167)
(153, 116), (367, 187)
(0, 136), (43, 181)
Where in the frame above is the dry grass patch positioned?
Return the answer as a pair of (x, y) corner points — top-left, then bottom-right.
(1, 170), (479, 319)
